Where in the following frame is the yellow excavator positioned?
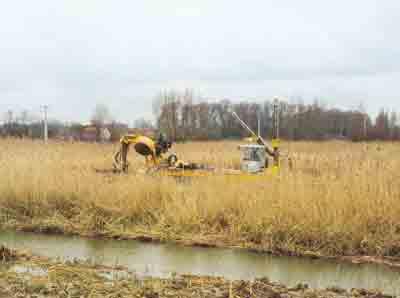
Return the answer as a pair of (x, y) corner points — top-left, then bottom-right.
(114, 133), (170, 172)
(113, 133), (203, 173)
(113, 99), (281, 176)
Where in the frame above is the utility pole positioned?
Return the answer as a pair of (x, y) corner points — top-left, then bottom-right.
(7, 110), (13, 136)
(42, 105), (49, 143)
(272, 98), (280, 171)
(7, 110), (13, 124)
(363, 113), (367, 140)
(273, 98), (280, 140)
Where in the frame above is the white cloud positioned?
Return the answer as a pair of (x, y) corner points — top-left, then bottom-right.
(0, 0), (399, 121)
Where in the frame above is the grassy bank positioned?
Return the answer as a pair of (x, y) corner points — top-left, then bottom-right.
(0, 246), (391, 297)
(1, 139), (400, 258)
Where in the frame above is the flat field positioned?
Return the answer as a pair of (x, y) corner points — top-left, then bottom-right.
(1, 139), (400, 258)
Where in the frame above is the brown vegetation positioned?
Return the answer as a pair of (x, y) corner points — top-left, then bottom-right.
(1, 139), (400, 258)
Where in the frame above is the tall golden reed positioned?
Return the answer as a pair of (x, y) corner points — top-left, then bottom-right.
(1, 138), (400, 257)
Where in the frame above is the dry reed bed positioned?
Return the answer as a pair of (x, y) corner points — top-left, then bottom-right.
(1, 139), (400, 257)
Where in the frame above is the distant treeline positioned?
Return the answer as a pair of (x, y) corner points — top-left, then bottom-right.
(0, 121), (127, 142)
(0, 121), (63, 139)
(154, 91), (400, 142)
(2, 92), (399, 142)
(0, 104), (135, 142)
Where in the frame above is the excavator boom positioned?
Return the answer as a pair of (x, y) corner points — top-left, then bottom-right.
(231, 112), (275, 156)
(113, 133), (172, 172)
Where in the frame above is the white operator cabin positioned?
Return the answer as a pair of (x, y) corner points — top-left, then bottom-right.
(238, 144), (267, 173)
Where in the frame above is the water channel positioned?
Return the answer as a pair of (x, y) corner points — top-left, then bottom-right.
(0, 230), (399, 295)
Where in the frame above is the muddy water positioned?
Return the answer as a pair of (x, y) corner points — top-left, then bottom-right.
(0, 230), (399, 295)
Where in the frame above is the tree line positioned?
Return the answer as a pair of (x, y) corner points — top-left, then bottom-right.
(0, 105), (130, 142)
(2, 93), (399, 142)
(154, 90), (400, 142)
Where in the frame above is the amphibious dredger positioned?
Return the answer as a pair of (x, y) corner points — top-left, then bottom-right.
(113, 100), (281, 177)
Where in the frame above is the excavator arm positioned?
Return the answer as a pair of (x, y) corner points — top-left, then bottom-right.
(231, 112), (275, 157)
(113, 134), (172, 172)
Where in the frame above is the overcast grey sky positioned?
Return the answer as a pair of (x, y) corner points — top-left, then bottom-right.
(1, 0), (399, 123)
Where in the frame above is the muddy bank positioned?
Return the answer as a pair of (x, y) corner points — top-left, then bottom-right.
(9, 220), (400, 271)
(0, 246), (394, 298)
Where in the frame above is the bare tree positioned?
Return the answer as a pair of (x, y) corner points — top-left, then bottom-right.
(91, 103), (113, 141)
(91, 104), (112, 126)
(153, 90), (180, 140)
(134, 117), (153, 129)
(18, 110), (28, 125)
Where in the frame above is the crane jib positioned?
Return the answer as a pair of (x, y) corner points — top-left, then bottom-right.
(231, 112), (275, 157)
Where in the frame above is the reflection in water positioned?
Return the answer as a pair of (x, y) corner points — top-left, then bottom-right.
(0, 230), (399, 295)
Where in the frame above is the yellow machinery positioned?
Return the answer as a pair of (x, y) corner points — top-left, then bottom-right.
(113, 99), (281, 177)
(113, 133), (205, 173)
(113, 133), (173, 172)
(231, 98), (280, 172)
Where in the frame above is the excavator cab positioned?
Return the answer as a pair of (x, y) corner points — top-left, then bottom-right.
(155, 133), (172, 156)
(238, 144), (267, 173)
